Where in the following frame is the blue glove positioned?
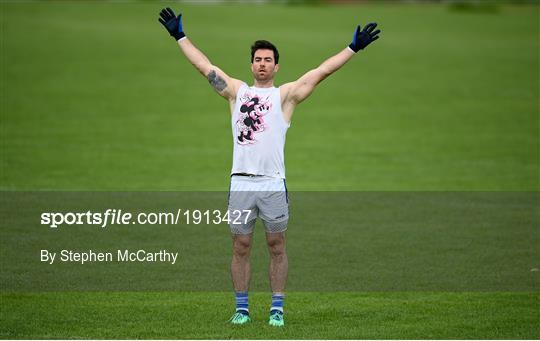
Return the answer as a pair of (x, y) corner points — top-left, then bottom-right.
(348, 23), (380, 52)
(158, 7), (185, 41)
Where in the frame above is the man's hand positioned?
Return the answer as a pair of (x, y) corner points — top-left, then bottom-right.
(348, 23), (380, 52)
(158, 7), (185, 41)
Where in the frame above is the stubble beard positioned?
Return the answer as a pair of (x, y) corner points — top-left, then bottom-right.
(253, 72), (272, 83)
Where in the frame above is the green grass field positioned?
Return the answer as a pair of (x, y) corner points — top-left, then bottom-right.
(1, 2), (538, 191)
(2, 292), (538, 339)
(1, 1), (539, 339)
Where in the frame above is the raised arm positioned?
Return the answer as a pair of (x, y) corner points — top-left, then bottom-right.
(281, 23), (381, 121)
(158, 8), (242, 101)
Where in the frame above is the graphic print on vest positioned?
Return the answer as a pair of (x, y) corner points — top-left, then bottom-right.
(236, 92), (272, 145)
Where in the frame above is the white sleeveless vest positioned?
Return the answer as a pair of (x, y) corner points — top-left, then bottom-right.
(230, 84), (290, 179)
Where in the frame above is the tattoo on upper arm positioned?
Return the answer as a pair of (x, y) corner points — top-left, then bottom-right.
(207, 70), (227, 92)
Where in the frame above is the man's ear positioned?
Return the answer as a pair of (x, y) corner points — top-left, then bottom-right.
(274, 64), (280, 73)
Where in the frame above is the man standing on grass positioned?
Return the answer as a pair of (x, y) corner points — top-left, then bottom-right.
(158, 7), (380, 327)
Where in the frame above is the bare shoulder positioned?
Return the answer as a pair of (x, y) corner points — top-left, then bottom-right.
(280, 82), (295, 93)
(279, 82), (298, 123)
(227, 80), (247, 113)
(279, 82), (296, 104)
(229, 78), (246, 94)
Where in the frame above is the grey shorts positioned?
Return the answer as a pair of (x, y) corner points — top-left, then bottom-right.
(228, 175), (289, 235)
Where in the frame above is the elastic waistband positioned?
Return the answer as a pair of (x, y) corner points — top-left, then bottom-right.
(231, 174), (285, 182)
(231, 173), (265, 177)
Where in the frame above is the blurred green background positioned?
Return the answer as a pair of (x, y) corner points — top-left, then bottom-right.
(1, 1), (538, 191)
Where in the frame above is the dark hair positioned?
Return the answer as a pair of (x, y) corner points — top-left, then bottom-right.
(250, 40), (279, 64)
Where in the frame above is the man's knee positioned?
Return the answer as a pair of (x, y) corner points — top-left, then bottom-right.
(233, 234), (252, 258)
(267, 233), (286, 258)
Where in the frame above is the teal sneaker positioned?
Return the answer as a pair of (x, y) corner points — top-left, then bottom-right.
(229, 312), (251, 325)
(268, 311), (284, 327)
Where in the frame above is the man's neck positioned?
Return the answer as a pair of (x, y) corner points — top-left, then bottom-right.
(253, 80), (274, 88)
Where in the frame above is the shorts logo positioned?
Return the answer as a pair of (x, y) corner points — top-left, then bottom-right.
(275, 214), (286, 220)
(236, 92), (272, 145)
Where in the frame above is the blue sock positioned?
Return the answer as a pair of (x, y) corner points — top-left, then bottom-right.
(271, 293), (284, 314)
(235, 292), (249, 314)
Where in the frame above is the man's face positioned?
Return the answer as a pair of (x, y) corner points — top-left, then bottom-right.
(251, 49), (279, 82)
